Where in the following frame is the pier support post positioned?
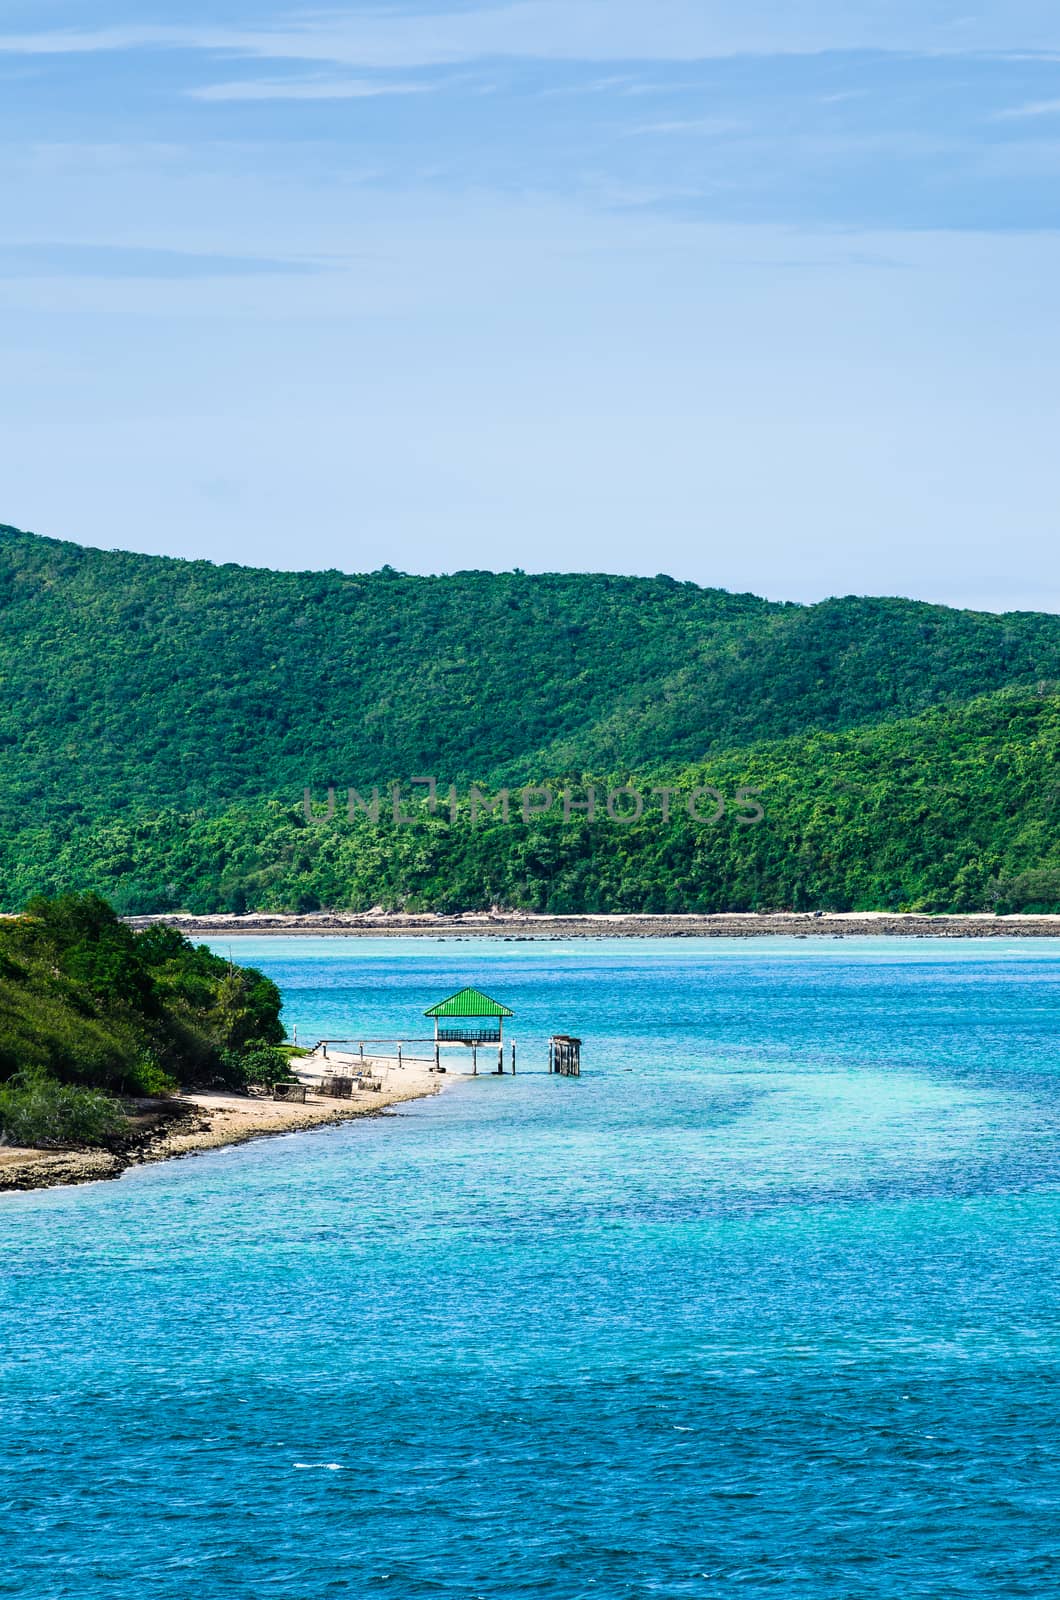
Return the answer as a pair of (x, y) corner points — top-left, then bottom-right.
(397, 1043), (403, 1068)
(472, 1044), (478, 1076)
(511, 1040), (516, 1075)
(434, 1042), (440, 1071)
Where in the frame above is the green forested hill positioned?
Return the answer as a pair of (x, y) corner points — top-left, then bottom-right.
(3, 520), (1060, 802)
(1, 522), (1059, 913)
(3, 686), (1057, 915)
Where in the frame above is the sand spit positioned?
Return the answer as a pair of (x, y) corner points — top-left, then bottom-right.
(126, 910), (1060, 940)
(0, 1053), (448, 1195)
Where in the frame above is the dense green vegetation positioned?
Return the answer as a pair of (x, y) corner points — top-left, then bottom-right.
(0, 893), (285, 1147)
(2, 689), (1057, 916)
(3, 520), (1060, 799)
(1, 523), (1058, 913)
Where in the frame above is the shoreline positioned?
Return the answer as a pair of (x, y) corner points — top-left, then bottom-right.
(0, 1053), (449, 1196)
(126, 910), (1060, 940)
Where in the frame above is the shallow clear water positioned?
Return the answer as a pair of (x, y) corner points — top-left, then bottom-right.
(3, 937), (1059, 1599)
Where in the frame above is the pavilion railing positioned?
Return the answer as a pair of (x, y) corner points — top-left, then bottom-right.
(435, 1025), (502, 1044)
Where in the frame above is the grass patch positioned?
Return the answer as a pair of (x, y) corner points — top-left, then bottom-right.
(0, 1072), (126, 1149)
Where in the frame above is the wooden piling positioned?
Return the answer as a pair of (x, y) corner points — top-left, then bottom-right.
(549, 1035), (581, 1076)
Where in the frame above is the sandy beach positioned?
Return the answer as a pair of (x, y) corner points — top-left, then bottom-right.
(126, 910), (1060, 939)
(0, 1050), (455, 1195)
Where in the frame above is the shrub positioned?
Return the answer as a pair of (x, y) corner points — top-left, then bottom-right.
(987, 869), (1060, 914)
(124, 1054), (179, 1097)
(0, 1071), (126, 1149)
(219, 1043), (295, 1091)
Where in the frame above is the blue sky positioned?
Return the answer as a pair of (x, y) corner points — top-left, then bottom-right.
(3, 3), (1060, 608)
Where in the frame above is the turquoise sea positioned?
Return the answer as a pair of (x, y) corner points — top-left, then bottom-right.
(3, 936), (1059, 1599)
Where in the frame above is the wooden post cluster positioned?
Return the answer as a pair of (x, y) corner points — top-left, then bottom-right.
(549, 1035), (581, 1076)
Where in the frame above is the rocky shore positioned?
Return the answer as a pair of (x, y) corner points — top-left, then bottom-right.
(126, 910), (1060, 939)
(0, 1055), (446, 1195)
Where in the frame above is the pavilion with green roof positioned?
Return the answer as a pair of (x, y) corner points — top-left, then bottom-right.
(424, 986), (516, 1074)
(424, 987), (514, 1048)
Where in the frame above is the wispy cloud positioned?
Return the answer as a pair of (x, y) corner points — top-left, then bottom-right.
(0, 242), (319, 279)
(539, 75), (639, 99)
(630, 118), (746, 137)
(993, 98), (1060, 120)
(0, 26), (184, 56)
(5, 4), (1060, 68)
(189, 77), (435, 103)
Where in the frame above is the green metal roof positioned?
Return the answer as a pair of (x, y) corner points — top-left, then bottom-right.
(424, 986), (514, 1019)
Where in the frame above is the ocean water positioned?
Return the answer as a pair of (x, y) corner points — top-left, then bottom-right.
(3, 936), (1059, 1599)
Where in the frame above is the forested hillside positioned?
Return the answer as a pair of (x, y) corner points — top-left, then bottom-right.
(1, 523), (1058, 914)
(3, 521), (1059, 802)
(2, 686), (1056, 915)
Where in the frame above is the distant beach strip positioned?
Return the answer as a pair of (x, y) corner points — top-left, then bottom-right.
(126, 911), (1060, 939)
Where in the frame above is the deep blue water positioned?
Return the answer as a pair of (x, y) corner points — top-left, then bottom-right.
(3, 937), (1060, 1599)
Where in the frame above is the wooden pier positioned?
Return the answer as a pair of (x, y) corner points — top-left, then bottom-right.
(304, 991), (581, 1081)
(309, 1033), (515, 1078)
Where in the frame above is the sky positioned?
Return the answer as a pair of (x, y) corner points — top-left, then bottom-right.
(2, 4), (1060, 610)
